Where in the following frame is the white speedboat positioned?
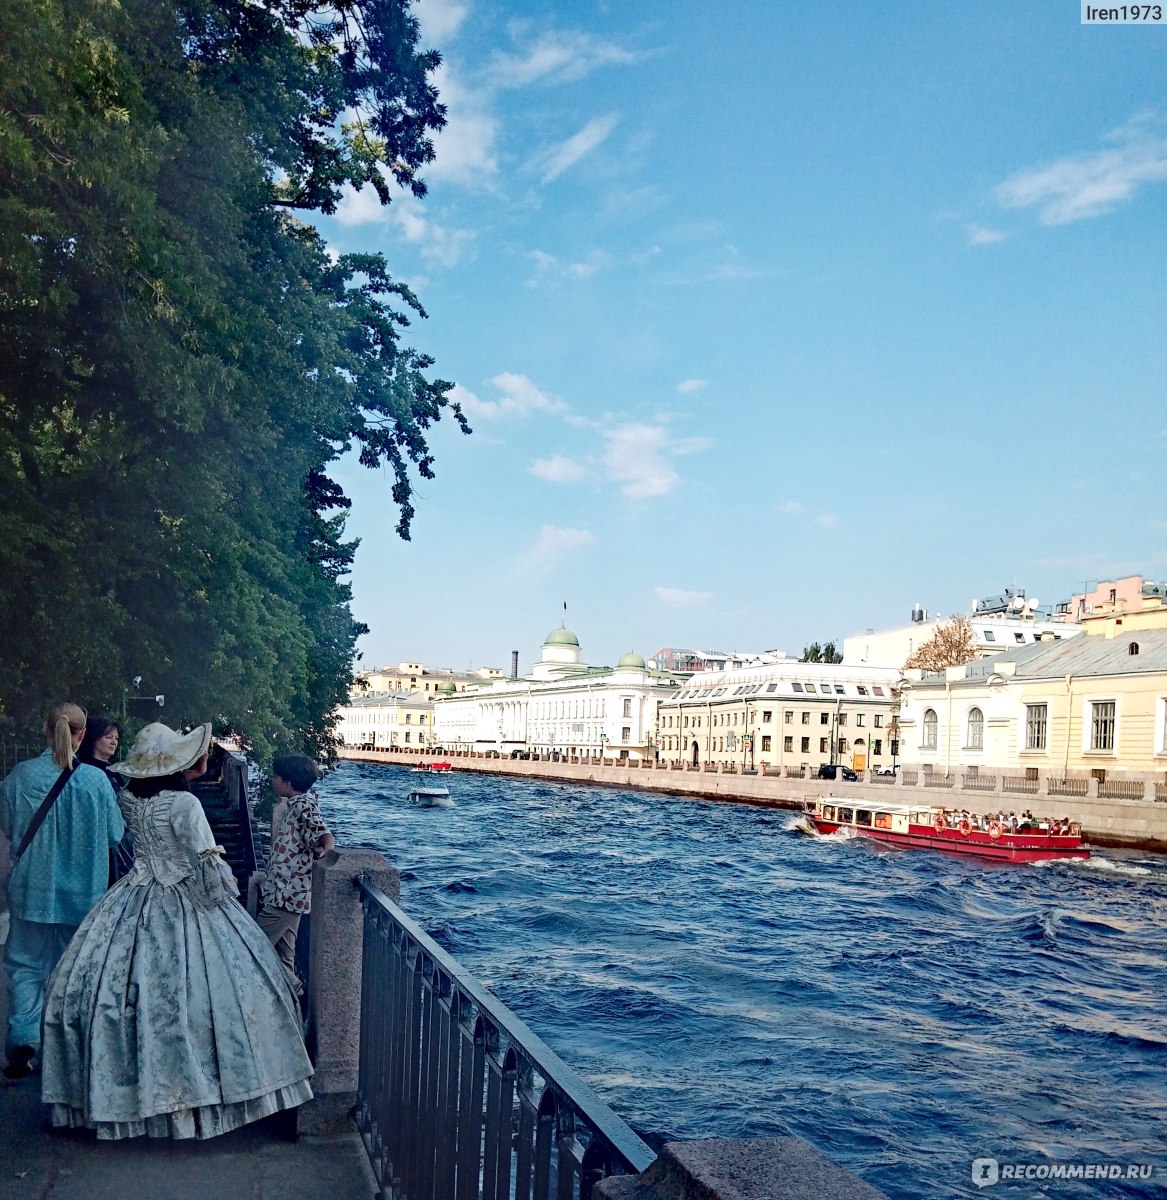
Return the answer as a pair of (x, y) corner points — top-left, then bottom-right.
(408, 783), (453, 807)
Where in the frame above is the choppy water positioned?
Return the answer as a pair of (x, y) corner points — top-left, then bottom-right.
(318, 762), (1167, 1200)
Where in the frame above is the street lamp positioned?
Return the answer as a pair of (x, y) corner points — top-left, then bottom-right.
(121, 678), (164, 723)
(599, 731), (608, 760)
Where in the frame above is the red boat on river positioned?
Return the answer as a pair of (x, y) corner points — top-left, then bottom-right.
(802, 798), (1089, 863)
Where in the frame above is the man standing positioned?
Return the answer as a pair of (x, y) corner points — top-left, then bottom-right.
(1, 701), (125, 1079)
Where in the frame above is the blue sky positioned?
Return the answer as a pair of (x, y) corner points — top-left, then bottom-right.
(317, 0), (1166, 675)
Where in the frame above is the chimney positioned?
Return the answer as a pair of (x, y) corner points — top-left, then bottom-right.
(511, 650), (519, 679)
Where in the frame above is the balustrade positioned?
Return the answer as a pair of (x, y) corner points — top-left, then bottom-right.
(356, 879), (654, 1200)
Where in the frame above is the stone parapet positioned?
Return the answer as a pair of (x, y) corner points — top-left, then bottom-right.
(300, 847), (400, 1135)
(337, 749), (1167, 850)
(595, 1137), (889, 1200)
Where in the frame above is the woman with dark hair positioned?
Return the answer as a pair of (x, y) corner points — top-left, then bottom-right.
(41, 722), (313, 1138)
(78, 715), (123, 786)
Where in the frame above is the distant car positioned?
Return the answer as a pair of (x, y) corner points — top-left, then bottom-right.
(816, 763), (858, 782)
(510, 748), (531, 759)
(874, 764), (899, 777)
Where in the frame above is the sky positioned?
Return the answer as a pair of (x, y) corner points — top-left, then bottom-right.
(314, 0), (1167, 677)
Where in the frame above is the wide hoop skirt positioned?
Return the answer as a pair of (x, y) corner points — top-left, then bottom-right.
(41, 876), (314, 1139)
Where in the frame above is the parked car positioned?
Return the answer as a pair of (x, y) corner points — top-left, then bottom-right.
(510, 748), (531, 759)
(874, 764), (899, 777)
(816, 763), (858, 782)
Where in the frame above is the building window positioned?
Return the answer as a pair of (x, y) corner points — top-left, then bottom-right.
(983, 629), (996, 642)
(1090, 701), (1116, 752)
(801, 737), (810, 753)
(761, 735), (771, 751)
(784, 736), (793, 752)
(856, 714), (865, 727)
(820, 712), (829, 725)
(967, 707), (984, 750)
(873, 739), (882, 755)
(819, 738), (828, 754)
(405, 714), (412, 724)
(621, 727), (630, 743)
(874, 715), (883, 728)
(1025, 703), (1047, 750)
(404, 731), (411, 742)
(762, 710), (772, 723)
(838, 713), (847, 727)
(922, 709), (938, 750)
(838, 738), (848, 753)
(801, 712), (810, 725)
(623, 698), (632, 718)
(785, 711), (793, 724)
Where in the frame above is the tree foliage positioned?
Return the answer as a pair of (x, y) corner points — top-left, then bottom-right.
(0, 0), (466, 754)
(903, 616), (977, 671)
(800, 640), (843, 664)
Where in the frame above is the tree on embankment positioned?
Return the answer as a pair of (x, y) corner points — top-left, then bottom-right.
(0, 0), (468, 755)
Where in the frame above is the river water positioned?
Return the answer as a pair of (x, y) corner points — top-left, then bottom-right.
(318, 761), (1167, 1200)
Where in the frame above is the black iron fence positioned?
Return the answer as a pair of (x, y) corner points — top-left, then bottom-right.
(356, 879), (654, 1200)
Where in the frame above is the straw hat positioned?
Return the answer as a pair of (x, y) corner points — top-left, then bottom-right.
(111, 722), (213, 778)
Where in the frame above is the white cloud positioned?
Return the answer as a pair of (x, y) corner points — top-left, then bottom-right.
(527, 247), (613, 285)
(815, 513), (840, 530)
(779, 500), (802, 515)
(489, 27), (643, 88)
(391, 197), (475, 267)
(451, 373), (566, 421)
(334, 185), (386, 227)
(533, 524), (596, 557)
(538, 113), (620, 183)
(677, 378), (708, 394)
(603, 423), (679, 499)
(530, 454), (586, 483)
(425, 62), (499, 187)
(413, 0), (470, 43)
(994, 117), (1167, 225)
(966, 224), (1007, 246)
(655, 586), (713, 608)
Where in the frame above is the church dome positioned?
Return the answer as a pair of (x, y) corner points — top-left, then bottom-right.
(616, 652), (646, 669)
(543, 627), (580, 648)
(435, 680), (457, 694)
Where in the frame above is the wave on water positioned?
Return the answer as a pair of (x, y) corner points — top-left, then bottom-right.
(317, 760), (1167, 1200)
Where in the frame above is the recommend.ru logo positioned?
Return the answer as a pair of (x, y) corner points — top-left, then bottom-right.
(972, 1157), (1155, 1187)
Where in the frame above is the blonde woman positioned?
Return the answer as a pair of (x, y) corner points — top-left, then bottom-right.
(1, 701), (125, 1079)
(41, 722), (313, 1139)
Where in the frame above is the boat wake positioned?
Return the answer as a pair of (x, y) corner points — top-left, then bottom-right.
(1036, 855), (1153, 878)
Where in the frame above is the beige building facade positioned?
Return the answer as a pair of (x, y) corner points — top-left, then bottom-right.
(656, 662), (899, 773)
(337, 692), (437, 751)
(897, 629), (1167, 776)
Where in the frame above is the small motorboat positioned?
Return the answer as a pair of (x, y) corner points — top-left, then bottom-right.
(802, 798), (1088, 863)
(408, 782), (454, 807)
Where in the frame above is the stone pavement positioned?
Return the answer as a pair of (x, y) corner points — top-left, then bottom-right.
(0, 914), (377, 1200)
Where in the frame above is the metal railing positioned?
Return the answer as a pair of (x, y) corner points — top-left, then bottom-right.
(1099, 780), (1146, 801)
(1048, 778), (1088, 798)
(0, 742), (37, 777)
(1002, 776), (1039, 795)
(356, 879), (655, 1200)
(962, 773), (997, 791)
(1157, 782), (1167, 803)
(923, 774), (954, 788)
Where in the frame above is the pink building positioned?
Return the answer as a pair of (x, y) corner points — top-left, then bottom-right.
(1063, 575), (1154, 621)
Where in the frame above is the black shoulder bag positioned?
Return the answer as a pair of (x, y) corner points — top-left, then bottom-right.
(11, 760), (77, 866)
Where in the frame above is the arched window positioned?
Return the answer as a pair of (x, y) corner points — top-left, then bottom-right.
(922, 708), (938, 750)
(967, 707), (984, 750)
(1129, 642), (1140, 656)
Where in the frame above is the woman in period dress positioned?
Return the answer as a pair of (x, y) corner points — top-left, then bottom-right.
(41, 722), (313, 1139)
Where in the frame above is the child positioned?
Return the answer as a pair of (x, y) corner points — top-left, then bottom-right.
(256, 754), (334, 996)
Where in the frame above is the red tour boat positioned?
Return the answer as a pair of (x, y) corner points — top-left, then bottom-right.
(802, 798), (1089, 863)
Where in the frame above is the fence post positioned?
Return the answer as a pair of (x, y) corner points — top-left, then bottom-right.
(300, 847), (400, 1134)
(595, 1137), (889, 1200)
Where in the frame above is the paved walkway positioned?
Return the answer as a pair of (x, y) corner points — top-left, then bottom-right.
(0, 915), (377, 1200)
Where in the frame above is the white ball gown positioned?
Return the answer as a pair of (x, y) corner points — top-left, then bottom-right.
(41, 786), (314, 1139)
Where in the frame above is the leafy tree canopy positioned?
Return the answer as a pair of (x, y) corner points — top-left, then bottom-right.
(800, 640), (843, 664)
(0, 0), (467, 755)
(903, 616), (977, 672)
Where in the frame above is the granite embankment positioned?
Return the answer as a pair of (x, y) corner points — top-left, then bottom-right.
(338, 748), (1167, 851)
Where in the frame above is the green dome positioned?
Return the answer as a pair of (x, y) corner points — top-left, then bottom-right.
(544, 627), (580, 647)
(617, 652), (646, 669)
(436, 680), (457, 694)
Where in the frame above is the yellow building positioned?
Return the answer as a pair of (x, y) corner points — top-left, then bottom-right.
(656, 661), (898, 773)
(353, 661), (500, 698)
(898, 628), (1167, 775)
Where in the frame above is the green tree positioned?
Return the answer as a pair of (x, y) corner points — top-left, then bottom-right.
(800, 640), (843, 663)
(0, 0), (466, 754)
